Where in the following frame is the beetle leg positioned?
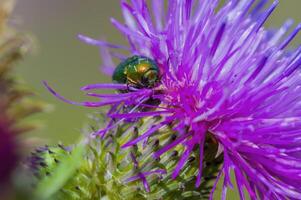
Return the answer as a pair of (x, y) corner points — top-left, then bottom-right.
(126, 82), (130, 91)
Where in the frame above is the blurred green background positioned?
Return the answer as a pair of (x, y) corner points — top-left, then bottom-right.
(11, 0), (300, 144)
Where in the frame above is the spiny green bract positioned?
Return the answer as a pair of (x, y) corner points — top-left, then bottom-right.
(30, 116), (222, 200)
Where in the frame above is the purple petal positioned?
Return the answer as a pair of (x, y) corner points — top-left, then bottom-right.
(153, 132), (192, 159)
(78, 34), (130, 50)
(280, 23), (301, 50)
(43, 81), (84, 106)
(171, 141), (195, 179)
(122, 123), (167, 148)
(81, 83), (127, 91)
(110, 110), (171, 119)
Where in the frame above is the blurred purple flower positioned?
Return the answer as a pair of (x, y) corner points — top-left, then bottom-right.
(45, 0), (301, 199)
(0, 117), (18, 185)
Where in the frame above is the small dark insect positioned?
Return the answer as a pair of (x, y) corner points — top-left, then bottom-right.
(112, 55), (160, 89)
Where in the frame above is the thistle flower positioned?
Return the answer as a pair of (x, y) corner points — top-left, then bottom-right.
(45, 0), (301, 199)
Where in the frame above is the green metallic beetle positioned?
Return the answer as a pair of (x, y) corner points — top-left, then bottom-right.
(112, 55), (160, 89)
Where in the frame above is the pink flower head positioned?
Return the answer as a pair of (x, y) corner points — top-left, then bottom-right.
(45, 0), (301, 199)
